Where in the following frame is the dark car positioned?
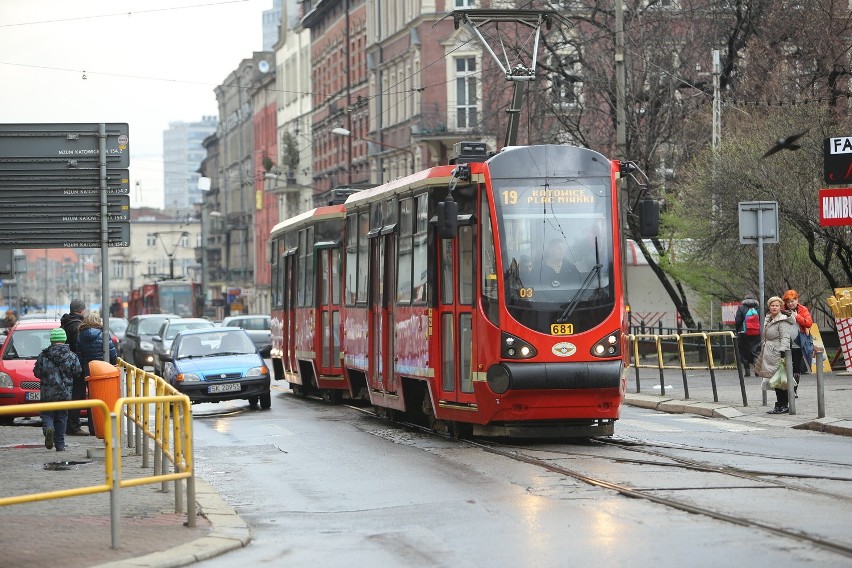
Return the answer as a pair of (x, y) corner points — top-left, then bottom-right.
(109, 317), (129, 341)
(120, 314), (178, 370)
(161, 327), (271, 409)
(221, 315), (271, 357)
(151, 317), (214, 376)
(0, 320), (60, 424)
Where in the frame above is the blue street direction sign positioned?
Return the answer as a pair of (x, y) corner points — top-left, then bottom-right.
(0, 170), (130, 194)
(0, 123), (129, 170)
(0, 223), (130, 249)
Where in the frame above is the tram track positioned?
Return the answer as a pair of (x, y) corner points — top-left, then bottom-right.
(345, 403), (852, 559)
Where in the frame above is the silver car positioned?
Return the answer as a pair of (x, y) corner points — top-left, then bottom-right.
(151, 317), (214, 376)
(221, 315), (271, 357)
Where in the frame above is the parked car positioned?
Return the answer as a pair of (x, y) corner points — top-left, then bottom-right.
(151, 317), (214, 376)
(109, 317), (129, 341)
(120, 314), (178, 369)
(221, 314), (271, 357)
(161, 327), (271, 409)
(0, 320), (59, 424)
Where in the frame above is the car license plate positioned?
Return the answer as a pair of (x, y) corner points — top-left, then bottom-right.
(208, 382), (240, 394)
(26, 392), (41, 401)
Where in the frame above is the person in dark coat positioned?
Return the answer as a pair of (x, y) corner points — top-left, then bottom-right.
(537, 239), (582, 287)
(33, 328), (82, 451)
(734, 293), (762, 376)
(61, 299), (87, 435)
(76, 311), (117, 435)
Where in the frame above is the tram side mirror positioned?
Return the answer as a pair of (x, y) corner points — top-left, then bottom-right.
(437, 200), (459, 239)
(638, 199), (660, 237)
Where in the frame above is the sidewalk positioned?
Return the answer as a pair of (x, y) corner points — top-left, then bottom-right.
(2, 368), (850, 568)
(0, 423), (249, 568)
(624, 367), (852, 436)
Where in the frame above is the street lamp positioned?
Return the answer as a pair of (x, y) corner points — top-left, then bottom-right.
(331, 127), (416, 179)
(151, 231), (190, 280)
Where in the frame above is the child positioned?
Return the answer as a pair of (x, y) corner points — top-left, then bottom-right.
(33, 328), (82, 451)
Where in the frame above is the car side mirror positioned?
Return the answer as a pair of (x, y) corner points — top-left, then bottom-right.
(152, 335), (162, 342)
(160, 353), (172, 362)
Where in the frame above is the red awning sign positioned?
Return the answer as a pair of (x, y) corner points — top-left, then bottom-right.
(820, 187), (852, 226)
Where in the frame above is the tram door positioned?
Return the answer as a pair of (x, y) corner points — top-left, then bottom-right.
(437, 225), (475, 403)
(370, 232), (396, 394)
(316, 246), (341, 373)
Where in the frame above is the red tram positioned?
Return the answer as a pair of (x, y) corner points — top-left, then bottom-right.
(128, 281), (203, 318)
(271, 144), (652, 437)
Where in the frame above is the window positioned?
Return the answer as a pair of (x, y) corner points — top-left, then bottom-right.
(412, 194), (429, 303)
(455, 0), (476, 6)
(397, 198), (413, 303)
(345, 214), (358, 305)
(455, 57), (478, 129)
(147, 233), (157, 247)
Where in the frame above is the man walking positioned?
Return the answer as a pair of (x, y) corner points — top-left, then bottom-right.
(61, 299), (87, 435)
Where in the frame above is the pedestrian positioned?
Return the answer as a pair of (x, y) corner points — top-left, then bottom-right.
(76, 311), (117, 435)
(61, 299), (87, 435)
(32, 327), (82, 451)
(754, 296), (796, 414)
(2, 309), (16, 330)
(734, 293), (762, 376)
(783, 289), (814, 387)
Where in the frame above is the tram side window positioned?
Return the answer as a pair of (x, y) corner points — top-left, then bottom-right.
(331, 248), (341, 305)
(305, 226), (314, 306)
(412, 193), (429, 304)
(345, 214), (358, 306)
(481, 192), (499, 325)
(357, 212), (369, 304)
(397, 198), (413, 303)
(297, 230), (307, 307)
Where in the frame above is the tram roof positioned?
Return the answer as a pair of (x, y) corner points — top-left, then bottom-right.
(344, 164), (483, 208)
(270, 204), (346, 237)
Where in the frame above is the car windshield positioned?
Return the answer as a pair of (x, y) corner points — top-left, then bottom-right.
(110, 318), (128, 334)
(166, 322), (211, 340)
(4, 329), (51, 359)
(177, 330), (255, 358)
(139, 317), (170, 334)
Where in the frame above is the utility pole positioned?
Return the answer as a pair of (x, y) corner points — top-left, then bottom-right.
(615, 0), (626, 159)
(712, 49), (721, 152)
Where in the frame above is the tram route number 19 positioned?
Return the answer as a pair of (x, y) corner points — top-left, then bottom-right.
(550, 323), (574, 335)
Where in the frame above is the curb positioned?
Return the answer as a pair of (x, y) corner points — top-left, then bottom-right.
(91, 479), (251, 568)
(623, 394), (852, 437)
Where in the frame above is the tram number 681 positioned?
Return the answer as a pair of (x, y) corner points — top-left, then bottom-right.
(550, 323), (574, 335)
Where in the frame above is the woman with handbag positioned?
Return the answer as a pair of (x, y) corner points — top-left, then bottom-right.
(754, 296), (796, 414)
(782, 290), (813, 387)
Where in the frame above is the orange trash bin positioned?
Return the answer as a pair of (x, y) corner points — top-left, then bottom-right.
(86, 360), (121, 439)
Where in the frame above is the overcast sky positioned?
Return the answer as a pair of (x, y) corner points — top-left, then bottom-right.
(0, 0), (271, 209)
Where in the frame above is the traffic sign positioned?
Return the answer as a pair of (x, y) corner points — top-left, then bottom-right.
(0, 223), (130, 248)
(0, 123), (129, 170)
(0, 170), (130, 194)
(738, 201), (779, 244)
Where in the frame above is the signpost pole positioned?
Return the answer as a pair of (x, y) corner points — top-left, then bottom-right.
(99, 123), (110, 361)
(757, 211), (765, 320)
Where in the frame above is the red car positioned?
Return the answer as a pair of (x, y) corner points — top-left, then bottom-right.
(0, 320), (62, 424)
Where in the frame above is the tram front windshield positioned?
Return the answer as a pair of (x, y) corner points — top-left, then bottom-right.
(492, 177), (615, 335)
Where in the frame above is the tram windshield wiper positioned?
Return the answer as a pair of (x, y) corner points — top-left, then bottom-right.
(556, 237), (602, 323)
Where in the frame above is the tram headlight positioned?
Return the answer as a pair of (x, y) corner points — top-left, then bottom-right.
(501, 332), (537, 359)
(591, 330), (621, 358)
(486, 363), (512, 394)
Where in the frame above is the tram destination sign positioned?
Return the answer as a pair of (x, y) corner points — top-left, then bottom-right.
(0, 123), (129, 170)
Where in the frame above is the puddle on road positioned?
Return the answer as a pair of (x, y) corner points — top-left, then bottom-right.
(44, 461), (91, 471)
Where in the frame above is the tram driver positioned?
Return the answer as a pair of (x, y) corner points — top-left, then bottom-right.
(537, 239), (582, 288)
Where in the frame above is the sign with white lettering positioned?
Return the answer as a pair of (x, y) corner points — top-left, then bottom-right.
(819, 187), (852, 226)
(0, 223), (130, 248)
(824, 137), (852, 184)
(0, 123), (129, 170)
(0, 170), (130, 193)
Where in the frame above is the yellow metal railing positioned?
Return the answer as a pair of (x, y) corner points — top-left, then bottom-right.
(628, 331), (748, 405)
(0, 360), (194, 549)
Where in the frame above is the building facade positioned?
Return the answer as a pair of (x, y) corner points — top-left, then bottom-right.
(162, 117), (217, 212)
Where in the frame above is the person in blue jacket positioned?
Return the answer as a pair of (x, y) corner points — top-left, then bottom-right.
(33, 328), (82, 451)
(76, 311), (117, 435)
